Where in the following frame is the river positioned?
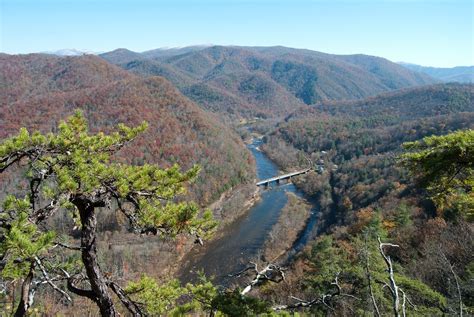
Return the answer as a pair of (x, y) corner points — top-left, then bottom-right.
(179, 138), (320, 284)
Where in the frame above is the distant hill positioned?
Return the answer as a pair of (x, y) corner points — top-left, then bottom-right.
(141, 45), (210, 59)
(1, 54), (134, 105)
(98, 48), (146, 65)
(265, 82), (473, 220)
(270, 83), (473, 171)
(399, 63), (474, 83)
(100, 45), (437, 120)
(308, 83), (474, 120)
(42, 49), (101, 56)
(0, 53), (255, 205)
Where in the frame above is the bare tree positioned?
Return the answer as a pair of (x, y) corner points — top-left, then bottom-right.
(273, 272), (359, 311)
(228, 262), (286, 295)
(441, 252), (464, 317)
(377, 237), (415, 317)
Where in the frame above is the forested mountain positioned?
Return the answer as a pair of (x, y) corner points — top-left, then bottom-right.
(313, 83), (472, 117)
(98, 48), (146, 64)
(265, 83), (473, 204)
(1, 49), (471, 316)
(259, 83), (473, 314)
(100, 46), (436, 120)
(400, 63), (474, 83)
(265, 83), (473, 220)
(0, 53), (255, 205)
(141, 45), (209, 59)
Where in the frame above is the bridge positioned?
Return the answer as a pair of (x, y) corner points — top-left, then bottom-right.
(256, 168), (311, 186)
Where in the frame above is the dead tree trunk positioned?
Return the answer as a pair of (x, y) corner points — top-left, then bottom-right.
(75, 197), (118, 317)
(14, 263), (35, 317)
(229, 262), (285, 295)
(378, 237), (401, 317)
(442, 252), (463, 317)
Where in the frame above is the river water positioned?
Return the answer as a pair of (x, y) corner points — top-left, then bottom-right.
(179, 139), (319, 284)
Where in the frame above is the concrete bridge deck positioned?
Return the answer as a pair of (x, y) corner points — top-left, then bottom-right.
(256, 168), (311, 186)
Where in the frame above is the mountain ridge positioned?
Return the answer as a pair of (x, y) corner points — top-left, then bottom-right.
(100, 45), (437, 119)
(399, 62), (474, 83)
(0, 53), (255, 205)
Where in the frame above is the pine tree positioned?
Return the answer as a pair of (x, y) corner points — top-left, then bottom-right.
(401, 129), (474, 221)
(0, 111), (216, 316)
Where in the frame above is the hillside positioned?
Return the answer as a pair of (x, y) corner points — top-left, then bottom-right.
(1, 53), (134, 105)
(310, 83), (474, 120)
(400, 63), (474, 83)
(262, 83), (473, 235)
(269, 84), (473, 164)
(258, 84), (473, 314)
(100, 45), (437, 120)
(0, 53), (255, 205)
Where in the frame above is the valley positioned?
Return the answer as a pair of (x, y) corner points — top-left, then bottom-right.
(179, 138), (320, 285)
(0, 45), (473, 315)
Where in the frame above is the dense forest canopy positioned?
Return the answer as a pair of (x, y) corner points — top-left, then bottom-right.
(100, 45), (436, 120)
(0, 54), (255, 206)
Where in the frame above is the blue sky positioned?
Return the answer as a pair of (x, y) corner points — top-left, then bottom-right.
(1, 0), (472, 67)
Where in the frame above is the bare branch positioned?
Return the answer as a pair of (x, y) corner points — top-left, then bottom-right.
(1, 151), (29, 173)
(330, 271), (342, 294)
(378, 237), (401, 317)
(53, 242), (84, 251)
(29, 193), (70, 223)
(29, 177), (41, 211)
(1, 146), (61, 173)
(273, 297), (320, 310)
(442, 252), (463, 316)
(34, 256), (72, 302)
(62, 270), (97, 302)
(321, 294), (335, 311)
(236, 262), (286, 295)
(404, 291), (417, 310)
(227, 265), (256, 278)
(107, 281), (144, 317)
(399, 288), (407, 317)
(272, 272), (359, 311)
